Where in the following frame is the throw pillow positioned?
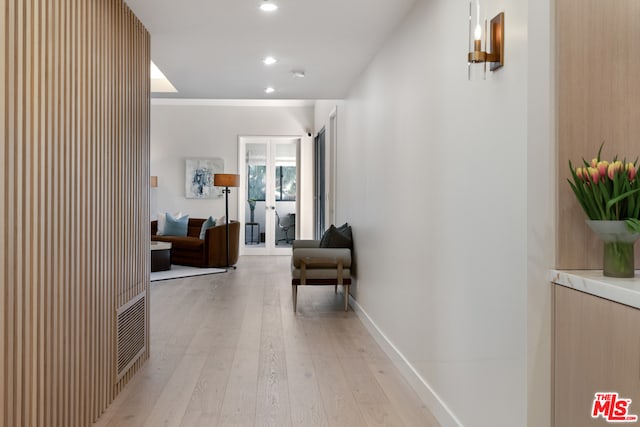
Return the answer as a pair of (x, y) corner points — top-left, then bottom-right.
(217, 215), (227, 225)
(199, 216), (216, 239)
(319, 224), (353, 249)
(164, 212), (189, 236)
(337, 222), (351, 238)
(157, 211), (183, 235)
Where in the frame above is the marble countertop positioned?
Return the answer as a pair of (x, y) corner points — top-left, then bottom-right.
(549, 270), (640, 309)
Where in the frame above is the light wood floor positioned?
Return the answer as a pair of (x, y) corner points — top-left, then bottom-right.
(94, 256), (439, 427)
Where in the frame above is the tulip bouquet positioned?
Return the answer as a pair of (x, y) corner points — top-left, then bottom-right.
(568, 144), (640, 231)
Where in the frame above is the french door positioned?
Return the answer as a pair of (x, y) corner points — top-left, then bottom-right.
(239, 137), (300, 255)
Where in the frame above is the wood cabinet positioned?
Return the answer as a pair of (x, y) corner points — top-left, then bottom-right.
(555, 285), (640, 426)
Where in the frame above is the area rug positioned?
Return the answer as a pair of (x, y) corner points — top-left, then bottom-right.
(150, 265), (226, 282)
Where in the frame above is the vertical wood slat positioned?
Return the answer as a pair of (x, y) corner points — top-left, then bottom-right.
(1, 0), (7, 425)
(1, 0), (150, 425)
(557, 0), (640, 269)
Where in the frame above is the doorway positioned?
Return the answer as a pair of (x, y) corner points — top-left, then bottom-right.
(239, 137), (300, 255)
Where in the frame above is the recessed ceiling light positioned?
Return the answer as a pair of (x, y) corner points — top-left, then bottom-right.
(263, 56), (277, 65)
(265, 86), (275, 94)
(260, 1), (278, 12)
(291, 70), (306, 78)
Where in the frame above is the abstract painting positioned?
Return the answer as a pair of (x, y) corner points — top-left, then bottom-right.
(185, 158), (224, 199)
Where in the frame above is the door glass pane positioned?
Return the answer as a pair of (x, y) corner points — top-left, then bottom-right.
(274, 142), (296, 247)
(275, 166), (296, 201)
(248, 165), (266, 201)
(246, 143), (266, 246)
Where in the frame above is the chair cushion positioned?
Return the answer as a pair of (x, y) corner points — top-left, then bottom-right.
(319, 223), (352, 248)
(291, 248), (351, 268)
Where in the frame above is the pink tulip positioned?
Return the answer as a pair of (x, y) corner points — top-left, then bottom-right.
(627, 162), (637, 181)
(588, 167), (600, 183)
(597, 161), (609, 178)
(576, 167), (585, 180)
(591, 158), (598, 168)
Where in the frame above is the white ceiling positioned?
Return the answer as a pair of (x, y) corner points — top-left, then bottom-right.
(124, 0), (417, 99)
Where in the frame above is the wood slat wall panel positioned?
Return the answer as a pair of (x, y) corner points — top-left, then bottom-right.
(1, 0), (150, 425)
(557, 0), (640, 269)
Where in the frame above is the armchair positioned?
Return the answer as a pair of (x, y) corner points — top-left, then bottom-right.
(290, 239), (352, 312)
(275, 210), (295, 245)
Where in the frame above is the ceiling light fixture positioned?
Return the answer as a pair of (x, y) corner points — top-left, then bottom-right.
(291, 70), (306, 78)
(263, 56), (277, 65)
(260, 1), (278, 12)
(265, 86), (275, 94)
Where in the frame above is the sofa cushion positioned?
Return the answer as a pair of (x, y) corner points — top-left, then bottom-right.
(319, 224), (352, 249)
(164, 213), (189, 236)
(199, 216), (216, 239)
(156, 211), (183, 235)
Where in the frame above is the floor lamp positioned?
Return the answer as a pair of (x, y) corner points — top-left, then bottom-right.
(214, 173), (240, 269)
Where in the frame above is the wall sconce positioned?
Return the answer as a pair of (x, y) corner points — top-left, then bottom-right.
(468, 1), (504, 80)
(150, 176), (158, 188)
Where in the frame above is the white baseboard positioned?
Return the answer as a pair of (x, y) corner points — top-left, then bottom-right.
(349, 295), (463, 427)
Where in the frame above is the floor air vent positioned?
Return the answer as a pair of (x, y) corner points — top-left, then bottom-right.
(116, 291), (146, 381)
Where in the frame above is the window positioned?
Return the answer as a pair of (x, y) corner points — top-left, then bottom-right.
(247, 165), (296, 201)
(248, 165), (266, 201)
(276, 166), (296, 201)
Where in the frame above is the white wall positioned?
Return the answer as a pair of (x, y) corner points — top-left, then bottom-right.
(526, 0), (555, 425)
(150, 101), (314, 236)
(336, 0), (546, 425)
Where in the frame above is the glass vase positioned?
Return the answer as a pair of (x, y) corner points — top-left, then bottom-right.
(587, 220), (640, 278)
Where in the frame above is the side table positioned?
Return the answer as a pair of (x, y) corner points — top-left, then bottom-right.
(245, 222), (260, 245)
(151, 241), (171, 272)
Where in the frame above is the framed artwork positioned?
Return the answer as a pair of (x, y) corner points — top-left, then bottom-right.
(185, 158), (224, 199)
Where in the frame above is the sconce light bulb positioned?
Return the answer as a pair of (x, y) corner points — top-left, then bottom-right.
(474, 23), (482, 41)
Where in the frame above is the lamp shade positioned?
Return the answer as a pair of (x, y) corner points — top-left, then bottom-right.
(214, 173), (240, 188)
